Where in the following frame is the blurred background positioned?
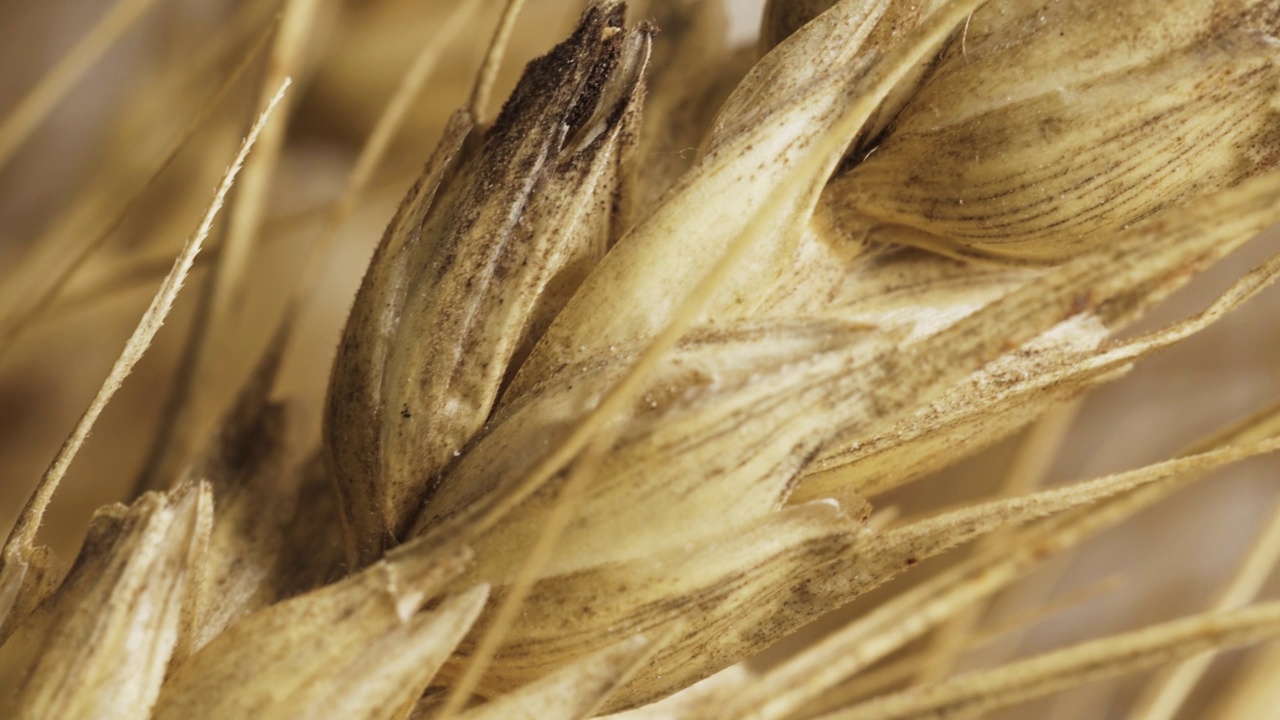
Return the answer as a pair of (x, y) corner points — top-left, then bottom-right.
(1, 1), (1278, 717)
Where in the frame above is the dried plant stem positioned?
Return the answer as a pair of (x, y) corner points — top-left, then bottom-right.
(204, 0), (316, 330)
(139, 0), (317, 488)
(882, 442), (1280, 579)
(0, 19), (277, 363)
(1123, 251), (1280, 352)
(470, 0), (530, 124)
(1125, 494), (1280, 720)
(1209, 640), (1280, 718)
(822, 603), (1280, 720)
(800, 577), (1127, 720)
(0, 79), (289, 570)
(0, 0), (163, 171)
(718, 435), (1280, 720)
(915, 402), (1081, 684)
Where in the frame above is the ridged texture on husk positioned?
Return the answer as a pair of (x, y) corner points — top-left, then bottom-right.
(325, 3), (652, 565)
(825, 0), (1280, 261)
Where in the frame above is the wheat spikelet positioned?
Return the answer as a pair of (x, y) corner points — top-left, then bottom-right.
(2, 1), (1280, 719)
